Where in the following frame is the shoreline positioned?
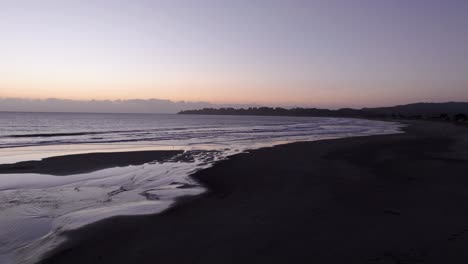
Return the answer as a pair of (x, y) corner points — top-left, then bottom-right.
(0, 150), (183, 176)
(0, 117), (403, 264)
(35, 120), (468, 263)
(0, 149), (193, 264)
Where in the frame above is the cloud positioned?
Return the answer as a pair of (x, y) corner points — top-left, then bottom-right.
(0, 98), (258, 114)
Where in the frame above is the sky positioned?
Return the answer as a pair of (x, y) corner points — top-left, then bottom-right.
(1, 0), (467, 108)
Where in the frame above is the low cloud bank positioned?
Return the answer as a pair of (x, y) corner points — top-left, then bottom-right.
(0, 98), (258, 114)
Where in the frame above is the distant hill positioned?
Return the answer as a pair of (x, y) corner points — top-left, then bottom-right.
(179, 102), (468, 119)
(363, 102), (468, 116)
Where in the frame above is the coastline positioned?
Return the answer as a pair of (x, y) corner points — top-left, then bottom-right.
(32, 120), (468, 263)
(0, 150), (183, 176)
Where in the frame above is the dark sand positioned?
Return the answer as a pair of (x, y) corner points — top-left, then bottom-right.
(40, 121), (468, 263)
(0, 150), (182, 176)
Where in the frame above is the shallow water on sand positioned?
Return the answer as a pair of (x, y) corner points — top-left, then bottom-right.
(0, 113), (403, 263)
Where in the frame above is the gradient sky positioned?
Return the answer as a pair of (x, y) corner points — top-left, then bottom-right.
(1, 0), (467, 108)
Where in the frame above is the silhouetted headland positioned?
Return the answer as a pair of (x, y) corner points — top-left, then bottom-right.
(179, 102), (468, 123)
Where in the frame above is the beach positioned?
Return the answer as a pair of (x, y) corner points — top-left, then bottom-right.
(0, 114), (402, 263)
(0, 150), (182, 176)
(33, 120), (468, 264)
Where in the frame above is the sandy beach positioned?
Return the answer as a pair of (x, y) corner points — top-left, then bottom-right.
(0, 150), (183, 176)
(30, 120), (468, 263)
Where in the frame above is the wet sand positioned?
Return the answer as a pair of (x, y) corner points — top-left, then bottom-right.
(0, 150), (182, 176)
(39, 120), (468, 263)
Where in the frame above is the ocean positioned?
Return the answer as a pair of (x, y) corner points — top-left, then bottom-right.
(0, 112), (402, 263)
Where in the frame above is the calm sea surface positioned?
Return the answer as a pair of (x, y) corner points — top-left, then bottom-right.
(0, 112), (400, 149)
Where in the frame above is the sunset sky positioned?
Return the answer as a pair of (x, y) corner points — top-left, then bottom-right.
(1, 0), (467, 108)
